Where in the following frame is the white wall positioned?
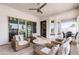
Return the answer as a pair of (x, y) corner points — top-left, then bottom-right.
(0, 4), (40, 45)
(46, 8), (79, 39)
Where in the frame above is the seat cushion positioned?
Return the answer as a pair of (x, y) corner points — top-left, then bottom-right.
(40, 47), (51, 54)
(18, 41), (28, 45)
(19, 35), (24, 41)
(15, 35), (24, 41)
(15, 35), (20, 41)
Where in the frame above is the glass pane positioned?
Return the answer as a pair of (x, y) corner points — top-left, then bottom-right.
(61, 20), (77, 34)
(50, 21), (55, 34)
(18, 19), (26, 37)
(27, 21), (32, 38)
(9, 17), (18, 34)
(58, 22), (61, 34)
(8, 17), (18, 41)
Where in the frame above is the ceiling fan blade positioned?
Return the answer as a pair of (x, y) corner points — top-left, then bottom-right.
(29, 8), (37, 10)
(39, 3), (47, 9)
(39, 10), (43, 14)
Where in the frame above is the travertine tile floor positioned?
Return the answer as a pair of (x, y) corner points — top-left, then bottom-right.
(0, 44), (33, 55)
(0, 44), (79, 55)
(70, 44), (79, 55)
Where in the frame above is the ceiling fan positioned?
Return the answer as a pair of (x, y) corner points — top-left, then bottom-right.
(28, 3), (47, 14)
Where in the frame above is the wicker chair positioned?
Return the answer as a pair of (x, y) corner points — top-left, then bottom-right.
(11, 35), (30, 51)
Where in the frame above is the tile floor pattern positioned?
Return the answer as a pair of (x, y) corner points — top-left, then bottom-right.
(0, 44), (33, 55)
(70, 45), (79, 55)
(0, 44), (79, 55)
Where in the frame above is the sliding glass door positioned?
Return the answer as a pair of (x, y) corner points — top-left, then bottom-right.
(18, 19), (27, 38)
(8, 17), (18, 41)
(27, 21), (32, 38)
(8, 17), (37, 41)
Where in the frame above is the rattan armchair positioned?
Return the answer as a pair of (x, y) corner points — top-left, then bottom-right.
(11, 35), (30, 51)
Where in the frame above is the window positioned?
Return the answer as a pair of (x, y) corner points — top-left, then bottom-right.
(50, 21), (55, 34)
(61, 19), (77, 34)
